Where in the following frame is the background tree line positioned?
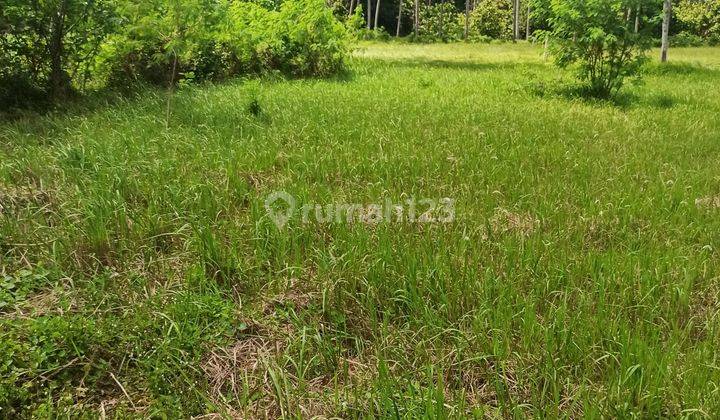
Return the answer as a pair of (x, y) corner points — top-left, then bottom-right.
(2, 0), (717, 107)
(344, 0), (720, 45)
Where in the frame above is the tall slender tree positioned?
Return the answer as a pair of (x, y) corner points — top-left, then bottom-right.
(526, 3), (531, 39)
(513, 0), (521, 40)
(397, 0), (403, 36)
(438, 0), (444, 40)
(661, 0), (671, 62)
(464, 0), (470, 39)
(367, 0), (372, 28)
(414, 0), (419, 37)
(374, 0), (381, 29)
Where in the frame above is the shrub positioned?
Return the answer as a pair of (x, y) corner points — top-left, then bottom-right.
(278, 0), (350, 76)
(671, 31), (706, 47)
(357, 27), (392, 41)
(548, 0), (657, 98)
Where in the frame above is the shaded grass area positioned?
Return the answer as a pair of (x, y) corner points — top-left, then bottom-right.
(2, 42), (720, 417)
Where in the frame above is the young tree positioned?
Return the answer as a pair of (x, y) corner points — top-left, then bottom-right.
(548, 0), (656, 97)
(529, 0), (551, 55)
(661, 0), (672, 62)
(110, 0), (223, 125)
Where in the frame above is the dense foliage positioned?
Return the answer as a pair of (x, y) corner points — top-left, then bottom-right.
(0, 0), (349, 107)
(468, 0), (514, 40)
(417, 2), (462, 42)
(357, 0), (719, 48)
(675, 0), (720, 43)
(0, 0), (116, 102)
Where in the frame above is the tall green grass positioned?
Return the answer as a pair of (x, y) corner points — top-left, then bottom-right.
(2, 42), (720, 417)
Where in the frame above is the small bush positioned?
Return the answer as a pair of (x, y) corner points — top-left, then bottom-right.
(671, 31), (706, 47)
(467, 34), (495, 43)
(357, 28), (392, 41)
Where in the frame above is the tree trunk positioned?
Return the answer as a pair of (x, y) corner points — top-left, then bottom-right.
(374, 0), (381, 30)
(367, 0), (372, 29)
(49, 0), (70, 99)
(526, 4), (530, 40)
(464, 0), (470, 40)
(348, 0), (356, 17)
(414, 0), (419, 37)
(438, 0), (444, 41)
(634, 6), (640, 33)
(438, 0), (445, 41)
(661, 0), (671, 62)
(396, 0), (403, 36)
(513, 0), (520, 41)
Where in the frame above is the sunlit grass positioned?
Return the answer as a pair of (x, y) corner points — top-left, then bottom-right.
(1, 42), (720, 417)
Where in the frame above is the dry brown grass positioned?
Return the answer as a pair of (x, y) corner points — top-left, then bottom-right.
(695, 195), (720, 210)
(490, 208), (539, 237)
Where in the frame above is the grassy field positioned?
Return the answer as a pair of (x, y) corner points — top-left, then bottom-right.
(2, 42), (720, 418)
